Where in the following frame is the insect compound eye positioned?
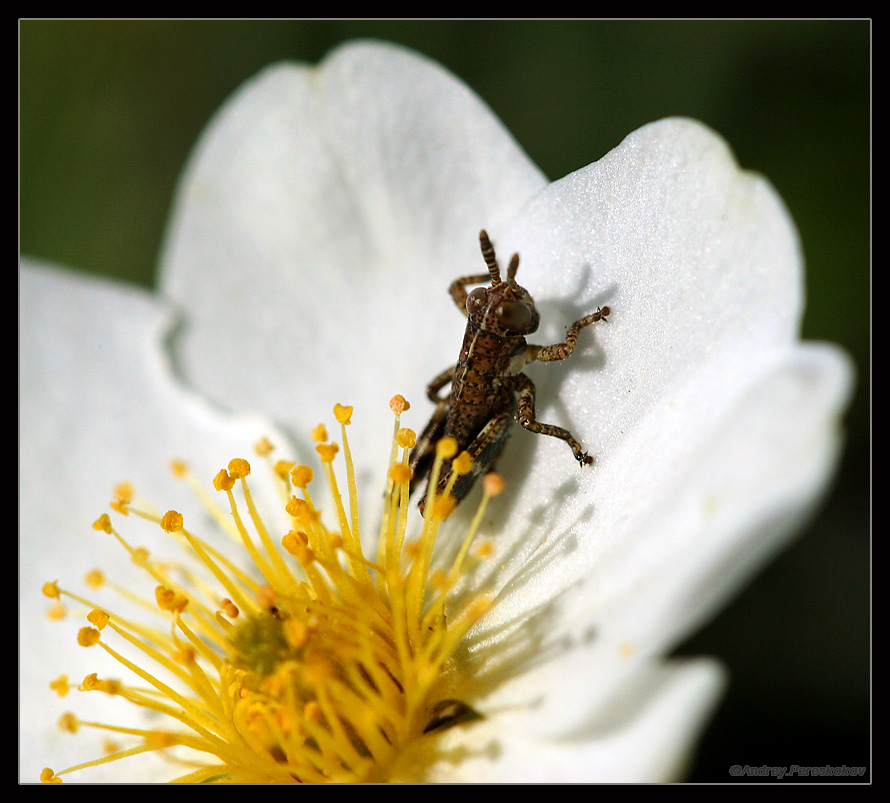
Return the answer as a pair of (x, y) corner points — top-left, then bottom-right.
(466, 287), (488, 316)
(495, 300), (534, 332)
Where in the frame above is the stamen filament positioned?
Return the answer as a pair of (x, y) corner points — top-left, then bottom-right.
(44, 397), (498, 783)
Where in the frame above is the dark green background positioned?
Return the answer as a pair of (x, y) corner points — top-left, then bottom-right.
(21, 20), (870, 783)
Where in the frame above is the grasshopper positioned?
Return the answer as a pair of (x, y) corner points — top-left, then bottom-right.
(410, 229), (610, 515)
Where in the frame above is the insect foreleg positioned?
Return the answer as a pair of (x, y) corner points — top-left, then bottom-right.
(526, 306), (610, 364)
(509, 373), (594, 466)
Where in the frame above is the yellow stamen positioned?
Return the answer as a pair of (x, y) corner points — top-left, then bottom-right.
(44, 399), (498, 783)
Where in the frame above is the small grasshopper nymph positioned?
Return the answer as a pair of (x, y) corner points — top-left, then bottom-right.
(410, 229), (610, 515)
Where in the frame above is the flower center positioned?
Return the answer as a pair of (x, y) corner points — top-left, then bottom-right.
(41, 396), (502, 783)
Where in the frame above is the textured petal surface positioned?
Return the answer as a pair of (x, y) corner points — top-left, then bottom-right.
(19, 260), (285, 781)
(160, 41), (547, 472)
(429, 657), (725, 782)
(460, 119), (853, 633)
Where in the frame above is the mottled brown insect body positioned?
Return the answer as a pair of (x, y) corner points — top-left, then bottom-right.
(410, 230), (610, 514)
(447, 324), (526, 445)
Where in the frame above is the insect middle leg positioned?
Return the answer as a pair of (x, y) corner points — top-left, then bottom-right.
(509, 373), (594, 466)
(426, 365), (455, 403)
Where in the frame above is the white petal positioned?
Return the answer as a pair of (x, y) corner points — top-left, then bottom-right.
(479, 117), (803, 518)
(19, 260), (284, 782)
(429, 656), (725, 782)
(467, 343), (852, 725)
(159, 41), (547, 470)
(457, 119), (849, 617)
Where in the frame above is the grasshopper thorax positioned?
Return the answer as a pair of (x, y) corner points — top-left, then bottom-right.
(466, 236), (540, 338)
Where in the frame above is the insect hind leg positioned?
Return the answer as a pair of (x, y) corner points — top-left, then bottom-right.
(418, 411), (513, 517)
(510, 373), (594, 466)
(409, 400), (448, 499)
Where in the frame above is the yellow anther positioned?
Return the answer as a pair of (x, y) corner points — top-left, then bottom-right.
(431, 494), (457, 520)
(160, 510), (184, 533)
(290, 465), (314, 488)
(397, 427), (417, 449)
(213, 469), (235, 492)
(328, 533), (344, 551)
(295, 545), (316, 567)
(430, 569), (448, 589)
(256, 586), (277, 610)
(87, 609), (110, 630)
(228, 458), (251, 479)
(315, 443), (339, 463)
(40, 768), (62, 784)
(85, 569), (104, 588)
(274, 459), (295, 480)
(254, 437), (274, 456)
(453, 451), (473, 475)
(42, 580), (60, 599)
(390, 394), (411, 415)
(464, 597), (490, 624)
(301, 656), (334, 685)
(170, 459), (188, 478)
(310, 423), (327, 443)
(145, 731), (177, 749)
(50, 675), (69, 698)
(388, 463), (413, 485)
(132, 547), (149, 566)
(47, 601), (66, 620)
(92, 513), (112, 533)
(174, 646), (196, 665)
(155, 586), (188, 614)
(285, 496), (309, 519)
(404, 540), (421, 560)
(483, 472), (505, 497)
(113, 482), (133, 504)
(220, 598), (239, 619)
(77, 627), (101, 647)
(474, 540), (494, 559)
(80, 673), (100, 691)
(436, 436), (458, 459)
(78, 673), (119, 694)
(280, 531), (300, 556)
(303, 700), (323, 724)
(109, 499), (129, 515)
(283, 619), (310, 650)
(58, 712), (79, 733)
(333, 403), (353, 424)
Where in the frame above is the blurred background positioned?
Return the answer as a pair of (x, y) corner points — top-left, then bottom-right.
(20, 20), (869, 782)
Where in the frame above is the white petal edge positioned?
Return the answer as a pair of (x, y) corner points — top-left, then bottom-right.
(19, 259), (288, 782)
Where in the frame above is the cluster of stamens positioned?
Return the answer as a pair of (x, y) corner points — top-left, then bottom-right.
(41, 396), (502, 783)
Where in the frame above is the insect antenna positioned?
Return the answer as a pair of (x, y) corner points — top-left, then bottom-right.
(479, 229), (501, 285)
(506, 253), (520, 283)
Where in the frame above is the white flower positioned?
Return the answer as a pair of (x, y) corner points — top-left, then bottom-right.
(20, 41), (852, 783)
